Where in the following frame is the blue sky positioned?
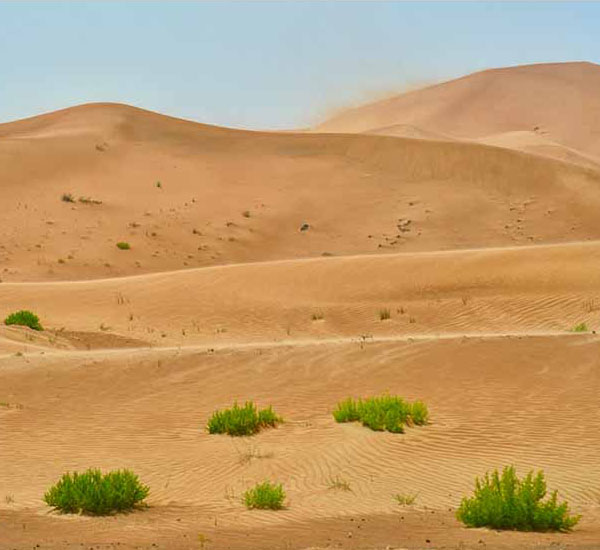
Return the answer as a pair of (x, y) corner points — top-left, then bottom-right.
(1, 1), (598, 129)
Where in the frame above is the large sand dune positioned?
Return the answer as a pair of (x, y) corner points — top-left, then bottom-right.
(317, 62), (600, 166)
(2, 102), (600, 282)
(2, 63), (600, 549)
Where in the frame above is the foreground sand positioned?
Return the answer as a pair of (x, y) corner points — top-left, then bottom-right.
(2, 242), (600, 549)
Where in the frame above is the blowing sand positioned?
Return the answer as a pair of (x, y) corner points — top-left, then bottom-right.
(1, 62), (600, 549)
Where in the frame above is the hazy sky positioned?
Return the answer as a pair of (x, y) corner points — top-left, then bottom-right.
(1, 1), (598, 129)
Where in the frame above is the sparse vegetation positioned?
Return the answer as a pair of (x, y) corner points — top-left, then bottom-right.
(379, 308), (391, 320)
(242, 210), (251, 218)
(156, 181), (162, 189)
(61, 193), (75, 203)
(207, 401), (282, 436)
(456, 466), (580, 532)
(571, 322), (589, 333)
(236, 446), (274, 465)
(78, 196), (103, 205)
(394, 492), (417, 506)
(44, 468), (149, 515)
(4, 310), (43, 331)
(243, 481), (285, 510)
(311, 311), (324, 321)
(116, 241), (131, 250)
(328, 476), (352, 492)
(333, 395), (429, 433)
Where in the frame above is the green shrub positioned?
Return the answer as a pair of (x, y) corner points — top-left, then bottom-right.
(44, 468), (149, 515)
(243, 481), (285, 510)
(410, 400), (429, 426)
(116, 242), (131, 250)
(571, 322), (588, 333)
(4, 310), (43, 331)
(333, 394), (429, 433)
(207, 401), (282, 436)
(457, 466), (580, 532)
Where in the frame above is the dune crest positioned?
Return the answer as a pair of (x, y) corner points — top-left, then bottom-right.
(316, 62), (600, 165)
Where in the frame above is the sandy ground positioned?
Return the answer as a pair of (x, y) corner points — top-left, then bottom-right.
(2, 62), (600, 549)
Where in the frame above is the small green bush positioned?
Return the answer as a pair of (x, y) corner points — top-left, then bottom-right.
(243, 481), (285, 510)
(207, 401), (282, 436)
(333, 394), (429, 433)
(457, 466), (580, 532)
(116, 242), (131, 250)
(410, 400), (429, 426)
(4, 310), (43, 331)
(44, 468), (149, 515)
(571, 322), (589, 333)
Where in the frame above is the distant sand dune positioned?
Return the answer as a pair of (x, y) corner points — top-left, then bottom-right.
(317, 61), (600, 165)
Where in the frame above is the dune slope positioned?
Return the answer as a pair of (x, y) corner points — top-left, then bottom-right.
(2, 102), (600, 282)
(3, 68), (600, 549)
(317, 62), (600, 165)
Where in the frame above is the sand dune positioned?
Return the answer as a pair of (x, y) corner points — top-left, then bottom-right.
(1, 241), (600, 352)
(3, 62), (600, 548)
(1, 241), (600, 548)
(317, 62), (600, 165)
(2, 102), (600, 282)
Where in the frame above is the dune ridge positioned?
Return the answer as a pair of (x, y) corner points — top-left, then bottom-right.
(316, 61), (600, 166)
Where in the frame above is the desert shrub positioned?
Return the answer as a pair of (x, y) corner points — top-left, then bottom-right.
(333, 394), (428, 433)
(332, 397), (361, 423)
(379, 308), (391, 320)
(243, 481), (285, 510)
(4, 310), (43, 331)
(207, 401), (282, 436)
(61, 193), (75, 203)
(410, 400), (429, 426)
(116, 242), (131, 250)
(571, 322), (588, 333)
(43, 468), (149, 515)
(328, 476), (352, 491)
(394, 493), (417, 505)
(457, 466), (580, 532)
(78, 196), (103, 205)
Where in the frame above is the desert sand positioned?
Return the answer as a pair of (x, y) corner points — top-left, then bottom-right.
(1, 62), (600, 549)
